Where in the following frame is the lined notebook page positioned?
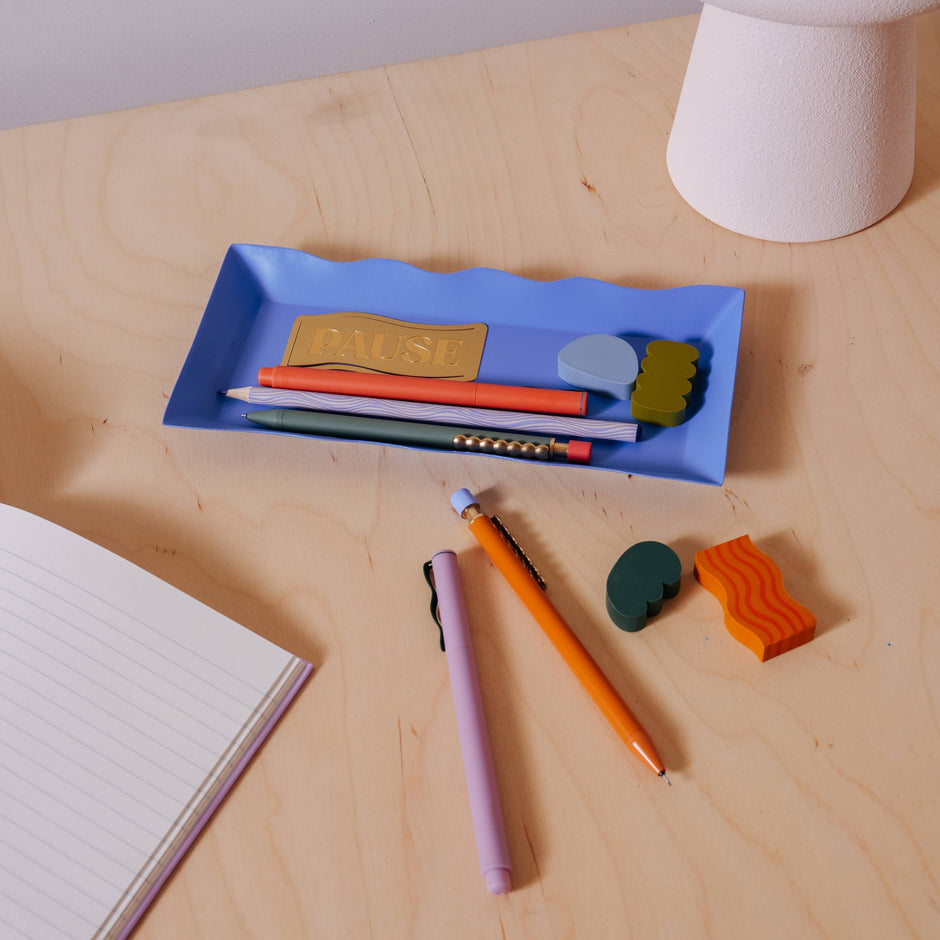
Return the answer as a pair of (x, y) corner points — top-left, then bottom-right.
(0, 503), (312, 940)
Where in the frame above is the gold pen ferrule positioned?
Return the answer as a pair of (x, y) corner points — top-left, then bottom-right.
(460, 503), (483, 521)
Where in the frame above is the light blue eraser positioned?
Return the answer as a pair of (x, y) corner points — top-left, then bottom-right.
(557, 333), (639, 399)
(450, 488), (478, 515)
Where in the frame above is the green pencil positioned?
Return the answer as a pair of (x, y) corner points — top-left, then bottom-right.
(243, 408), (591, 464)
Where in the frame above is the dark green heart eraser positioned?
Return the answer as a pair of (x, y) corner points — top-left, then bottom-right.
(606, 541), (682, 632)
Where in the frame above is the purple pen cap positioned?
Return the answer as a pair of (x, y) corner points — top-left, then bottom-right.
(450, 488), (479, 516)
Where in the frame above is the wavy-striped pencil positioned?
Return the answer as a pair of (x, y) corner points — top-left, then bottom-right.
(221, 387), (639, 442)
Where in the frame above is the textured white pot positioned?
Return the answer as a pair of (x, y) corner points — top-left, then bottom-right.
(666, 1), (940, 242)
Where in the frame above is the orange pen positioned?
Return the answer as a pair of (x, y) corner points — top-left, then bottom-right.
(258, 366), (588, 416)
(450, 489), (669, 783)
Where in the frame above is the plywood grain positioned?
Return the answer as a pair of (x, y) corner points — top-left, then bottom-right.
(1, 12), (938, 939)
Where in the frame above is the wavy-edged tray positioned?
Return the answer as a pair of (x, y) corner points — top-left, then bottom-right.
(164, 245), (744, 484)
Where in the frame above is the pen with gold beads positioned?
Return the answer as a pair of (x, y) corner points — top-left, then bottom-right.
(243, 409), (592, 464)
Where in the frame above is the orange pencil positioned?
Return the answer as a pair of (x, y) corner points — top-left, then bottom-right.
(258, 366), (588, 416)
(450, 489), (669, 783)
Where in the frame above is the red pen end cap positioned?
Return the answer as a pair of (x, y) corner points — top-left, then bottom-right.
(258, 367), (275, 386)
(566, 440), (592, 464)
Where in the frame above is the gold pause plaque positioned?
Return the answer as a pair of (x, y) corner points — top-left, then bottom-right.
(282, 312), (488, 380)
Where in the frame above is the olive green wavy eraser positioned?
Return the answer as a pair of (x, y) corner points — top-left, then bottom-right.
(631, 340), (700, 427)
(605, 541), (682, 632)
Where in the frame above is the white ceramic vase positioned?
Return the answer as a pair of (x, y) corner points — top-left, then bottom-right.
(666, 1), (940, 241)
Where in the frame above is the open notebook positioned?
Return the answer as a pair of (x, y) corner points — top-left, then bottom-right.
(0, 503), (312, 940)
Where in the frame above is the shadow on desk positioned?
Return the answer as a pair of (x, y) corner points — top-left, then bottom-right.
(894, 153), (940, 215)
(26, 492), (326, 670)
(912, 14), (940, 203)
(721, 281), (807, 480)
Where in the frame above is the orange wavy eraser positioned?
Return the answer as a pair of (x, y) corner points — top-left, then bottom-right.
(694, 535), (816, 662)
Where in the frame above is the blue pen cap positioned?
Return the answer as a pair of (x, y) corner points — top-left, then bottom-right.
(450, 488), (479, 516)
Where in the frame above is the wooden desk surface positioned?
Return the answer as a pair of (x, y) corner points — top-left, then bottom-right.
(1, 12), (938, 939)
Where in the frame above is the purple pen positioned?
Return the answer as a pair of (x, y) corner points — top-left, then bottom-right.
(427, 550), (512, 895)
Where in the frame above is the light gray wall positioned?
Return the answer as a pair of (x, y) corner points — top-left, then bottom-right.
(0, 0), (700, 130)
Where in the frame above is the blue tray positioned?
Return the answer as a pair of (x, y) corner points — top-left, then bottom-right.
(164, 245), (744, 485)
